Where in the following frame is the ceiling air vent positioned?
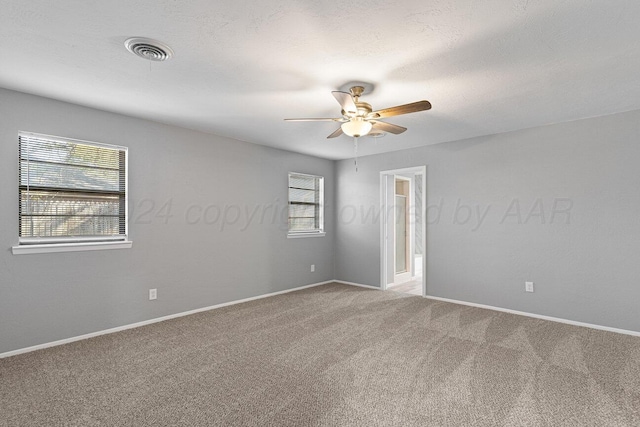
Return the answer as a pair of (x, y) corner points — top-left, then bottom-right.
(124, 37), (174, 61)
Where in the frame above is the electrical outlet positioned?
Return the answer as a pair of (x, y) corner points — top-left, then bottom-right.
(525, 282), (534, 293)
(149, 288), (157, 300)
(310, 264), (315, 272)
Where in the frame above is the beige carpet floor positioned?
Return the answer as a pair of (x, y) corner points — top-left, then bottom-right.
(1, 283), (639, 426)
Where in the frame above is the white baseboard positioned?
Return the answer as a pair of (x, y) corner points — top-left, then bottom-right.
(0, 280), (333, 359)
(333, 280), (381, 290)
(4, 279), (638, 358)
(424, 295), (640, 338)
(333, 280), (640, 337)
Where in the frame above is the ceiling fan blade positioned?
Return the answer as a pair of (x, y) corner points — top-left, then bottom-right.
(371, 121), (407, 135)
(332, 91), (357, 115)
(284, 118), (344, 122)
(370, 100), (431, 119)
(327, 127), (344, 138)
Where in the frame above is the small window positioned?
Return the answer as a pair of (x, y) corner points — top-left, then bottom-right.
(17, 132), (129, 247)
(288, 172), (325, 237)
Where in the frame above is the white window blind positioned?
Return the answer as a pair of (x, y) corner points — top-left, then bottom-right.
(288, 172), (324, 234)
(18, 132), (128, 244)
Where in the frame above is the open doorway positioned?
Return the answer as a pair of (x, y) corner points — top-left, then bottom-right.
(380, 166), (426, 297)
(393, 176), (412, 284)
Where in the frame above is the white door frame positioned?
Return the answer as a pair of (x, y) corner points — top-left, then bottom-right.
(379, 166), (427, 297)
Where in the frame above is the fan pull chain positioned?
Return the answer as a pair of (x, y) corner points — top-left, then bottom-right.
(353, 137), (359, 172)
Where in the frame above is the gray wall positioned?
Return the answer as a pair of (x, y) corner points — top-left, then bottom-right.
(335, 109), (640, 332)
(0, 88), (335, 354)
(3, 86), (640, 354)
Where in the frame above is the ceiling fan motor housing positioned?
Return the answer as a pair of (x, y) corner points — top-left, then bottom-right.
(355, 102), (372, 117)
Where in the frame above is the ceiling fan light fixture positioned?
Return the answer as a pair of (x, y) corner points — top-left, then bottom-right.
(341, 118), (372, 137)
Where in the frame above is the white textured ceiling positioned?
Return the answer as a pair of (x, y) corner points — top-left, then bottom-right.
(2, 1), (640, 159)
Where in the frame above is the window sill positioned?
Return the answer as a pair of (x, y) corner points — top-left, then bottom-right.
(287, 232), (326, 239)
(12, 240), (133, 255)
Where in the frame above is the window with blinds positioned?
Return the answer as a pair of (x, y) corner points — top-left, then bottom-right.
(288, 172), (324, 235)
(18, 132), (128, 244)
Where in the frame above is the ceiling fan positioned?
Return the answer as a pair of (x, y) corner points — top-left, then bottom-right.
(285, 86), (432, 138)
